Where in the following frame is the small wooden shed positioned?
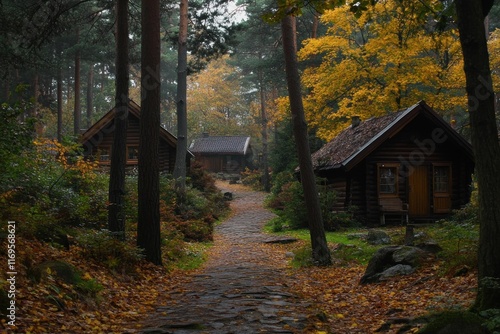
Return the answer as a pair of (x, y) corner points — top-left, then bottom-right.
(189, 134), (252, 173)
(80, 100), (190, 172)
(308, 101), (475, 225)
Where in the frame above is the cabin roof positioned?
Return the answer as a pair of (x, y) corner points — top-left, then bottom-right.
(310, 101), (474, 171)
(189, 135), (251, 155)
(80, 100), (192, 156)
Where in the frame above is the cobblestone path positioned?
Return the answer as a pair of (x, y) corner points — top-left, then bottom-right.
(141, 183), (314, 334)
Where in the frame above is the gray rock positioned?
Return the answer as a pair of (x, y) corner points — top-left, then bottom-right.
(416, 241), (443, 254)
(366, 229), (392, 245)
(392, 246), (426, 266)
(379, 264), (415, 280)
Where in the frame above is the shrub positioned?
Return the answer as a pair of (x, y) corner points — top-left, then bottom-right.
(240, 168), (264, 190)
(0, 138), (108, 230)
(429, 204), (479, 274)
(75, 230), (144, 273)
(267, 175), (359, 231)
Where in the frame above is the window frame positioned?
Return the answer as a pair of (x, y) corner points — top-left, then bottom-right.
(127, 146), (139, 161)
(377, 163), (400, 197)
(432, 163), (451, 193)
(98, 146), (111, 164)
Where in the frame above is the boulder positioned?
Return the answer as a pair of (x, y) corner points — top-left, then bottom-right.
(360, 245), (430, 284)
(223, 192), (233, 201)
(360, 246), (400, 284)
(379, 264), (415, 281)
(366, 230), (391, 245)
(392, 246), (426, 266)
(416, 241), (443, 254)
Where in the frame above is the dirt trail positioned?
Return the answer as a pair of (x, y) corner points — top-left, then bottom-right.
(141, 182), (316, 333)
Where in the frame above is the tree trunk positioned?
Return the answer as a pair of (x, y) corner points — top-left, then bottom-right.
(281, 13), (331, 266)
(57, 65), (63, 142)
(86, 64), (94, 128)
(259, 69), (270, 192)
(74, 29), (81, 137)
(32, 72), (39, 117)
(455, 0), (500, 311)
(108, 0), (129, 240)
(137, 0), (162, 265)
(173, 0), (188, 193)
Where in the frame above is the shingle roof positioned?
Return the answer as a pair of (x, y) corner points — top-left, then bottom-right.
(310, 101), (473, 171)
(311, 112), (401, 170)
(189, 136), (251, 155)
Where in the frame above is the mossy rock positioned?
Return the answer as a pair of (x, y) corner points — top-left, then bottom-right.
(30, 260), (79, 284)
(418, 311), (490, 334)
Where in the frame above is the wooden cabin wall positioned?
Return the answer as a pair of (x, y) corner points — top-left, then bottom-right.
(363, 114), (473, 224)
(85, 115), (177, 173)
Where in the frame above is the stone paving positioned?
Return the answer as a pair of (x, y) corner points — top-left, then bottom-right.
(141, 183), (315, 334)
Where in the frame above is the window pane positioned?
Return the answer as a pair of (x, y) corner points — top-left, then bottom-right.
(100, 148), (110, 161)
(434, 166), (449, 192)
(128, 147), (139, 160)
(380, 167), (397, 194)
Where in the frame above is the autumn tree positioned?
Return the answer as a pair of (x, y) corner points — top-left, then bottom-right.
(281, 9), (331, 266)
(108, 0), (129, 239)
(298, 0), (465, 140)
(137, 0), (162, 265)
(455, 0), (500, 311)
(187, 56), (255, 137)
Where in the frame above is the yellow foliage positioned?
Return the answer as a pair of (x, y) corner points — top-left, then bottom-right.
(32, 138), (99, 178)
(298, 0), (466, 141)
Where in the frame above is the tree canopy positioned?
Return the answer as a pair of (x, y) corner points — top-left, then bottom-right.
(298, 0), (466, 141)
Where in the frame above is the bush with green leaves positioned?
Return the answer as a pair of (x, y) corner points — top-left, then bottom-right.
(428, 209), (479, 274)
(0, 93), (36, 175)
(75, 229), (144, 273)
(0, 137), (108, 230)
(240, 168), (264, 191)
(267, 173), (359, 231)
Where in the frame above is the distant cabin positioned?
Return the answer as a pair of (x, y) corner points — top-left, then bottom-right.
(306, 101), (475, 225)
(189, 134), (252, 173)
(80, 100), (191, 172)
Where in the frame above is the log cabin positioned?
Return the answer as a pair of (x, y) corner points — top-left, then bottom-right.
(189, 134), (252, 174)
(307, 101), (475, 225)
(80, 100), (191, 173)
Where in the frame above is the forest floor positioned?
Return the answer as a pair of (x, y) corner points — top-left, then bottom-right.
(141, 181), (476, 334)
(2, 181), (476, 333)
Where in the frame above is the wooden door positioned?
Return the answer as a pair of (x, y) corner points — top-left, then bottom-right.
(409, 165), (429, 216)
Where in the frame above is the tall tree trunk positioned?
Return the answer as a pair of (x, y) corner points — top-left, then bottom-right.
(173, 0), (188, 193)
(32, 72), (39, 117)
(57, 66), (63, 142)
(108, 0), (129, 240)
(455, 0), (500, 311)
(137, 0), (162, 265)
(86, 64), (94, 128)
(311, 12), (319, 39)
(74, 29), (81, 137)
(258, 69), (270, 192)
(281, 13), (331, 266)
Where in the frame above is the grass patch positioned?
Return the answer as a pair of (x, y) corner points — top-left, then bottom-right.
(172, 242), (212, 270)
(265, 221), (381, 266)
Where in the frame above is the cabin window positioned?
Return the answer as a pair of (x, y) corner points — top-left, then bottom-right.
(99, 147), (111, 162)
(128, 146), (139, 161)
(378, 164), (399, 196)
(433, 163), (452, 213)
(433, 165), (450, 192)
